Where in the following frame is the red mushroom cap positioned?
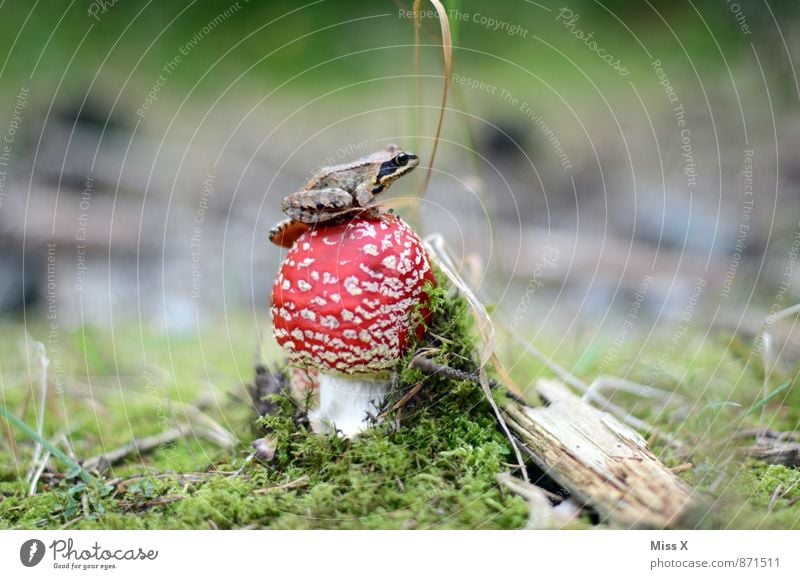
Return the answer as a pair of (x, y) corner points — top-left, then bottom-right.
(271, 214), (436, 376)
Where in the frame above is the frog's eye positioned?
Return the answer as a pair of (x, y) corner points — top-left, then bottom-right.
(394, 153), (409, 166)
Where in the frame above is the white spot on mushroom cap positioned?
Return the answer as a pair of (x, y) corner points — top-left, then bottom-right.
(321, 315), (340, 329)
(297, 258), (315, 268)
(359, 263), (383, 279)
(344, 276), (362, 296)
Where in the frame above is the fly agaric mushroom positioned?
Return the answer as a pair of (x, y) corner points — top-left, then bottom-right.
(270, 213), (436, 436)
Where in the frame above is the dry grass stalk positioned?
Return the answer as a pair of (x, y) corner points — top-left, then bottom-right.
(82, 424), (195, 473)
(424, 234), (529, 482)
(26, 342), (50, 487)
(496, 472), (575, 529)
(411, 0), (452, 217)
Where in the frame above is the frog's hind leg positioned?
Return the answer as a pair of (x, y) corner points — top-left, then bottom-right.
(269, 218), (311, 248)
(281, 188), (353, 215)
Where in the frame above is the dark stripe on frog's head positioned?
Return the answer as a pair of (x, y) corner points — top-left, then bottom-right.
(376, 153), (419, 188)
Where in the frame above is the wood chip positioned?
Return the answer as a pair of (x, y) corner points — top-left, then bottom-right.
(501, 379), (700, 529)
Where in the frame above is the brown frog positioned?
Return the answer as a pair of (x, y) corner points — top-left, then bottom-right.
(269, 145), (418, 248)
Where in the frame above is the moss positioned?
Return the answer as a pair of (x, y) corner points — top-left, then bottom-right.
(692, 461), (800, 530)
(0, 272), (530, 529)
(241, 277), (529, 529)
(2, 270), (798, 529)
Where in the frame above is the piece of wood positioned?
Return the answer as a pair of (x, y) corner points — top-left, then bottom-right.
(501, 379), (699, 529)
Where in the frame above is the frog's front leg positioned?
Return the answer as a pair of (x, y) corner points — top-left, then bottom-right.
(354, 182), (375, 207)
(281, 188), (353, 224)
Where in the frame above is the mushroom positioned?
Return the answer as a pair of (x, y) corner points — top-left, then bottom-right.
(270, 213), (436, 436)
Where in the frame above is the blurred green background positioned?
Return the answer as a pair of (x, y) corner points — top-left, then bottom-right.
(1, 0), (800, 529)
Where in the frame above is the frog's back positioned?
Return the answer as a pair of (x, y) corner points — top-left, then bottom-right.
(302, 154), (381, 191)
(301, 160), (349, 190)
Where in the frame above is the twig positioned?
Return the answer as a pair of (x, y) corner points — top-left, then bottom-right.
(742, 440), (800, 467)
(734, 428), (800, 441)
(408, 352), (525, 403)
(254, 476), (310, 495)
(585, 375), (687, 407)
(379, 380), (426, 421)
(118, 496), (183, 513)
(81, 492), (90, 519)
(180, 397), (237, 449)
(109, 471), (242, 488)
(28, 450), (51, 496)
(496, 472), (561, 529)
(669, 463), (693, 474)
(767, 484), (784, 512)
(59, 516), (84, 530)
(82, 424), (194, 473)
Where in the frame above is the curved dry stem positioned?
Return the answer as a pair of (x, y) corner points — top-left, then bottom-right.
(412, 0), (452, 222)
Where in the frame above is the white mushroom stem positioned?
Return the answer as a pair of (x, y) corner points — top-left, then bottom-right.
(308, 374), (390, 438)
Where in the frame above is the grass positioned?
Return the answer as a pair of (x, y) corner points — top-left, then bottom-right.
(0, 280), (535, 529)
(1, 272), (799, 529)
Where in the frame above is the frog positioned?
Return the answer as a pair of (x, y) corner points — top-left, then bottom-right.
(268, 144), (419, 248)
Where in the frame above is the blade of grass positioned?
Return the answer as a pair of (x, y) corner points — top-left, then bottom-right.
(747, 380), (791, 417)
(27, 342), (49, 484)
(0, 402), (98, 487)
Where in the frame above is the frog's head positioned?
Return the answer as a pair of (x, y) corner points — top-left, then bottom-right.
(372, 145), (419, 193)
